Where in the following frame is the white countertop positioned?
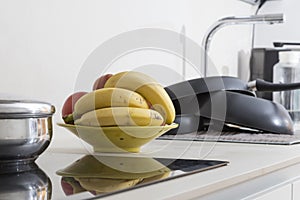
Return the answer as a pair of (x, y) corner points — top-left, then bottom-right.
(98, 139), (300, 199)
(40, 139), (300, 200)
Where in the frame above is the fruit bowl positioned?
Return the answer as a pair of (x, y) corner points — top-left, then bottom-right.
(57, 155), (171, 195)
(57, 123), (178, 153)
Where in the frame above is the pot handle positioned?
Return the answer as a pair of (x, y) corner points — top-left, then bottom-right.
(248, 79), (300, 91)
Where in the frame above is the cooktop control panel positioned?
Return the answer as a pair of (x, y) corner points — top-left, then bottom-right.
(0, 152), (228, 200)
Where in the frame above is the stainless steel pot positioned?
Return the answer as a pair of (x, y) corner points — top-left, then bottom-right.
(0, 162), (52, 199)
(0, 100), (55, 163)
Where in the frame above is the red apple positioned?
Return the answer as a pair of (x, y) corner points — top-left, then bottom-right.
(62, 92), (87, 118)
(92, 74), (113, 90)
(61, 178), (74, 196)
(61, 177), (85, 196)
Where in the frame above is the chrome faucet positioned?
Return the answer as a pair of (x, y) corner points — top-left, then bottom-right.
(201, 13), (284, 77)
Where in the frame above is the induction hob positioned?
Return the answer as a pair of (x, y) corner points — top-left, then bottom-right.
(0, 151), (228, 200)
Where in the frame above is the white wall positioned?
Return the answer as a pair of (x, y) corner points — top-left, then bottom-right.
(254, 0), (300, 48)
(0, 0), (254, 150)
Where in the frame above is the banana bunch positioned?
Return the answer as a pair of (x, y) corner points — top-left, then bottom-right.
(75, 171), (170, 194)
(73, 71), (175, 127)
(104, 71), (176, 124)
(75, 177), (142, 194)
(59, 155), (171, 195)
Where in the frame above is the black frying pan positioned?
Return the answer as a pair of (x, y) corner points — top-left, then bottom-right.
(166, 76), (300, 100)
(165, 76), (300, 135)
(198, 91), (293, 134)
(165, 76), (255, 100)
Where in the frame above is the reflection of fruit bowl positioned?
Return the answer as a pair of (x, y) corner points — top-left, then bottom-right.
(57, 155), (170, 195)
(57, 123), (178, 153)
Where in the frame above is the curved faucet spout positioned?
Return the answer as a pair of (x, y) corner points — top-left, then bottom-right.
(201, 13), (284, 77)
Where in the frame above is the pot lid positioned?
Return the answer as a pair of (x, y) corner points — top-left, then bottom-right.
(0, 100), (55, 119)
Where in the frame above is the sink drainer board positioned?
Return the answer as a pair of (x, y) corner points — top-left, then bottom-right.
(159, 131), (300, 145)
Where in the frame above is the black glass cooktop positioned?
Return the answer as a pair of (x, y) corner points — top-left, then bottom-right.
(0, 152), (228, 200)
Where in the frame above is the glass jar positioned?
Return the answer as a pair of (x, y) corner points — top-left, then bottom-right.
(273, 51), (300, 130)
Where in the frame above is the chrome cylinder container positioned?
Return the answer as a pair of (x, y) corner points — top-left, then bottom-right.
(0, 162), (52, 199)
(0, 100), (55, 163)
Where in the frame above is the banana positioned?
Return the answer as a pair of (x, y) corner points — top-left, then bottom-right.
(73, 88), (149, 119)
(74, 107), (164, 127)
(76, 177), (141, 193)
(139, 171), (170, 184)
(104, 71), (175, 124)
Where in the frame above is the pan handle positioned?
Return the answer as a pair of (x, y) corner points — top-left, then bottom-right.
(273, 42), (300, 48)
(248, 79), (300, 91)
